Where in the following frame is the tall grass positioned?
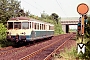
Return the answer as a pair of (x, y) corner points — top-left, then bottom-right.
(59, 47), (77, 60)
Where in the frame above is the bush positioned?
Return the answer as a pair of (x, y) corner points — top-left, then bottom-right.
(85, 16), (90, 38)
(0, 23), (7, 40)
(54, 23), (64, 35)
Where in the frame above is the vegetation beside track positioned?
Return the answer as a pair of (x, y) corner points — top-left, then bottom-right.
(55, 38), (90, 60)
(0, 23), (15, 48)
(54, 37), (90, 59)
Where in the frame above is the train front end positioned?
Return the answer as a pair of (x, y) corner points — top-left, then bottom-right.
(7, 29), (32, 43)
(6, 17), (32, 43)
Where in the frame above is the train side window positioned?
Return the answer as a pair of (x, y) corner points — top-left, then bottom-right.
(36, 23), (38, 29)
(45, 25), (47, 30)
(52, 26), (54, 30)
(37, 23), (39, 30)
(44, 24), (45, 30)
(49, 26), (50, 30)
(35, 23), (37, 29)
(49, 25), (50, 30)
(50, 26), (54, 30)
(32, 22), (34, 28)
(30, 22), (31, 29)
(8, 22), (13, 29)
(42, 24), (43, 30)
(22, 22), (29, 29)
(40, 24), (41, 30)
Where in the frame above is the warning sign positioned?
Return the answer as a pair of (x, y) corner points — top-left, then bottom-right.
(77, 43), (85, 54)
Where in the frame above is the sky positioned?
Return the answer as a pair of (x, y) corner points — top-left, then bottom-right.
(18, 0), (90, 17)
(18, 0), (90, 29)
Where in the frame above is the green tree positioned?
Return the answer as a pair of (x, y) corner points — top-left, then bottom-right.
(0, 0), (21, 24)
(50, 13), (59, 24)
(0, 23), (7, 40)
(54, 23), (63, 34)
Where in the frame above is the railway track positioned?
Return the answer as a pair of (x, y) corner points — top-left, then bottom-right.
(0, 46), (26, 57)
(0, 36), (52, 57)
(0, 46), (13, 51)
(44, 34), (75, 60)
(0, 33), (75, 60)
(0, 36), (53, 53)
(19, 33), (73, 60)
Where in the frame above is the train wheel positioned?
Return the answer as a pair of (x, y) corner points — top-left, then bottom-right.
(32, 40), (36, 44)
(48, 37), (52, 40)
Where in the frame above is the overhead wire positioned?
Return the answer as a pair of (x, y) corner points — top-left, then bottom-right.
(55, 0), (67, 17)
(21, 0), (74, 20)
(56, 0), (78, 30)
(32, 0), (50, 14)
(33, 0), (70, 19)
(55, 0), (73, 20)
(21, 0), (43, 15)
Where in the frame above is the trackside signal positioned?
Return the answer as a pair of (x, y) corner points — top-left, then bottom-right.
(77, 3), (89, 54)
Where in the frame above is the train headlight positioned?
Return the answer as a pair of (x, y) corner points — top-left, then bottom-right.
(7, 32), (9, 34)
(21, 32), (26, 35)
(7, 32), (11, 35)
(6, 32), (11, 40)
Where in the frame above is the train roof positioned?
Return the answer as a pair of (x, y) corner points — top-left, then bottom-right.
(10, 16), (30, 20)
(8, 16), (54, 26)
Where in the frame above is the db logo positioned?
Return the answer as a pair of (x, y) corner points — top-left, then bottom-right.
(77, 43), (85, 54)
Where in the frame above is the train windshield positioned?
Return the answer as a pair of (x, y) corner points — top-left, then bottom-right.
(14, 22), (21, 29)
(22, 22), (29, 29)
(8, 22), (13, 29)
(8, 22), (29, 29)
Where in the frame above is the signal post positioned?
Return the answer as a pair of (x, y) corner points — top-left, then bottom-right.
(77, 3), (89, 54)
